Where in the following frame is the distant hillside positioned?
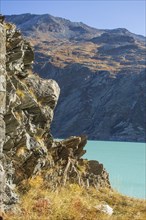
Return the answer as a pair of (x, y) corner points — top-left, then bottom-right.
(6, 13), (146, 142)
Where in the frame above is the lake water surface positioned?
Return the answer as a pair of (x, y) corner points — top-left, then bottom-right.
(83, 141), (145, 199)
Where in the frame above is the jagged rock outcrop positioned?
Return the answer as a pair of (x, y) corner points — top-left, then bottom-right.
(0, 19), (110, 212)
(4, 22), (60, 186)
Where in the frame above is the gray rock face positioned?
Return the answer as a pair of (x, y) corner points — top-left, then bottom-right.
(0, 20), (110, 212)
(4, 23), (60, 184)
(0, 21), (6, 213)
(50, 67), (146, 142)
(5, 13), (146, 142)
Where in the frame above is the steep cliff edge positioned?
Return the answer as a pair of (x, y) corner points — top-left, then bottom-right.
(0, 19), (110, 212)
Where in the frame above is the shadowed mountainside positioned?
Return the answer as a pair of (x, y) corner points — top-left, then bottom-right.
(6, 13), (146, 142)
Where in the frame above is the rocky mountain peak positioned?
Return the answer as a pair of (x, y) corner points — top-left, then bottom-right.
(5, 13), (103, 40)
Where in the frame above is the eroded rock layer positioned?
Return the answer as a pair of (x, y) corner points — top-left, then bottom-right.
(0, 19), (110, 211)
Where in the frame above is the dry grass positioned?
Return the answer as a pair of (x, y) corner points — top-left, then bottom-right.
(4, 176), (146, 220)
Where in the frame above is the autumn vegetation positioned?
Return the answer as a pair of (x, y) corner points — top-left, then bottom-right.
(4, 176), (146, 220)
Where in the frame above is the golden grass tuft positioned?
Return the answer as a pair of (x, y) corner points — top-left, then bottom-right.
(4, 177), (146, 220)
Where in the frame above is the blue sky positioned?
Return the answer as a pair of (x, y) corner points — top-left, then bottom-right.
(0, 0), (145, 36)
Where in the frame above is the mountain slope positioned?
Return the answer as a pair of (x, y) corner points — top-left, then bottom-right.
(5, 13), (146, 142)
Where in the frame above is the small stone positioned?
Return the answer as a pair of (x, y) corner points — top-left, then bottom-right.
(95, 204), (113, 216)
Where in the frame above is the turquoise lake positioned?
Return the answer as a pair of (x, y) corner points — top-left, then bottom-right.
(83, 141), (146, 199)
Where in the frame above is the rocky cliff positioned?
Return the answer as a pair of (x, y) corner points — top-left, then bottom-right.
(5, 14), (146, 142)
(0, 17), (6, 212)
(0, 18), (110, 212)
